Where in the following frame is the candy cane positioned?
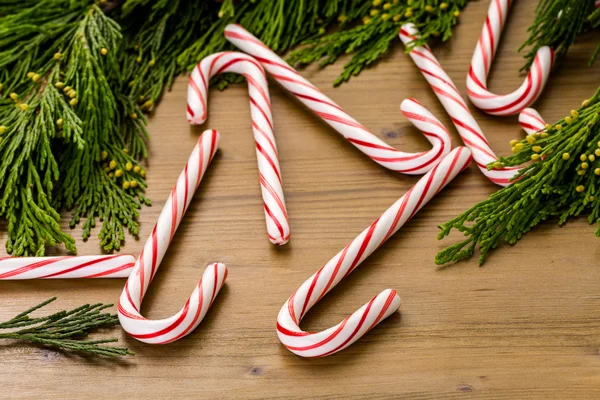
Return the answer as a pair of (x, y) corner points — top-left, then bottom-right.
(466, 0), (554, 116)
(187, 52), (290, 245)
(519, 108), (546, 135)
(276, 147), (472, 357)
(118, 130), (228, 344)
(399, 23), (519, 186)
(224, 24), (452, 176)
(0, 254), (135, 279)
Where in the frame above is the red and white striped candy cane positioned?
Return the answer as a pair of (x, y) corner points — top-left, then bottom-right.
(399, 23), (519, 186)
(467, 0), (554, 116)
(519, 108), (546, 135)
(0, 254), (135, 279)
(224, 24), (452, 176)
(277, 147), (472, 357)
(118, 130), (228, 344)
(187, 52), (290, 245)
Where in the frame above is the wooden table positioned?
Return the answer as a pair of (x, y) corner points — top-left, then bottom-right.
(3, 2), (600, 399)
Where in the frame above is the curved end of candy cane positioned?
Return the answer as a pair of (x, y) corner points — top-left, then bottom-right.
(519, 107), (547, 135)
(277, 289), (401, 358)
(118, 262), (228, 344)
(399, 98), (453, 173)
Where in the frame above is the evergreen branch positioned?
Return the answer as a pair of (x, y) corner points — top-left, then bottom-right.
(436, 87), (600, 265)
(0, 297), (133, 357)
(520, 0), (597, 70)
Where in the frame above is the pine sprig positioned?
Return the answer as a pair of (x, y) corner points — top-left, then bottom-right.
(520, 0), (598, 70)
(436, 87), (600, 265)
(287, 0), (467, 86)
(0, 297), (133, 357)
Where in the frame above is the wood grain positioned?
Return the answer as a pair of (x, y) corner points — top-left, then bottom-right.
(2, 2), (600, 399)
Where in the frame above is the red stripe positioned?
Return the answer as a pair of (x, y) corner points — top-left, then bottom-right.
(0, 257), (67, 279)
(85, 262), (134, 278)
(40, 255), (123, 278)
(130, 299), (191, 340)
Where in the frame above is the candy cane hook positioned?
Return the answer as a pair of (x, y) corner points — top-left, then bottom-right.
(187, 52), (290, 245)
(224, 24), (452, 176)
(399, 23), (519, 186)
(277, 147), (472, 357)
(118, 130), (228, 344)
(0, 254), (135, 279)
(467, 0), (554, 116)
(519, 108), (546, 135)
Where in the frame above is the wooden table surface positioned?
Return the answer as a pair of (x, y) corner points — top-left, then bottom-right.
(3, 2), (600, 399)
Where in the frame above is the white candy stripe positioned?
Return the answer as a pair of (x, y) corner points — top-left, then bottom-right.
(467, 0), (554, 116)
(118, 130), (228, 344)
(400, 23), (519, 186)
(519, 108), (546, 135)
(277, 147), (472, 357)
(187, 52), (290, 246)
(224, 24), (452, 175)
(0, 254), (135, 279)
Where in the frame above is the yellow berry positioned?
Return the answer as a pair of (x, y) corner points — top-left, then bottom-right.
(122, 181), (131, 190)
(370, 9), (379, 17)
(582, 162), (589, 169)
(580, 154), (587, 161)
(27, 72), (34, 78)
(583, 99), (590, 107)
(555, 124), (562, 131)
(576, 185), (585, 193)
(493, 161), (504, 170)
(53, 52), (62, 60)
(70, 98), (78, 106)
(56, 118), (63, 127)
(123, 148), (129, 154)
(115, 169), (123, 178)
(578, 170), (586, 176)
(509, 139), (519, 146)
(511, 147), (518, 154)
(9, 92), (18, 100)
(19, 103), (28, 111)
(109, 160), (117, 170)
(404, 9), (413, 17)
(128, 81), (135, 88)
(68, 90), (77, 98)
(515, 143), (525, 151)
(133, 166), (141, 173)
(381, 13), (390, 21)
(149, 59), (155, 67)
(0, 83), (3, 91)
(101, 151), (108, 160)
(100, 48), (108, 56)
(440, 2), (448, 10)
(531, 154), (540, 161)
(532, 145), (542, 153)
(131, 113), (138, 119)
(32, 74), (41, 82)
(140, 169), (146, 178)
(526, 135), (536, 144)
(130, 180), (138, 188)
(125, 162), (133, 171)
(143, 100), (153, 109)
(565, 116), (573, 125)
(392, 14), (401, 21)
(544, 124), (552, 131)
(338, 15), (348, 22)
(383, 3), (391, 10)
(55, 82), (64, 89)
(63, 86), (72, 93)
(562, 153), (570, 160)
(590, 155), (596, 162)
(595, 168), (600, 176)
(571, 110), (579, 119)
(453, 10), (460, 17)
(108, 172), (114, 178)
(541, 132), (549, 138)
(595, 149), (600, 157)
(136, 56), (142, 63)
(425, 5), (434, 12)
(0, 126), (5, 135)
(372, 0), (381, 5)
